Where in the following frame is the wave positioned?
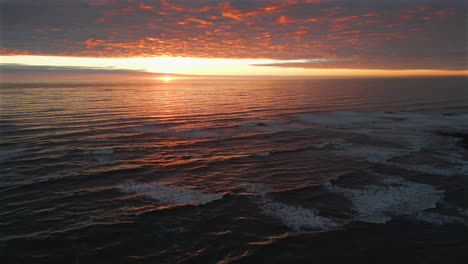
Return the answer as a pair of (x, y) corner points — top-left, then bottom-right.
(88, 148), (115, 163)
(255, 196), (336, 231)
(0, 150), (28, 162)
(299, 112), (468, 137)
(130, 112), (468, 146)
(324, 176), (444, 224)
(133, 118), (308, 139)
(384, 161), (467, 176)
(310, 112), (468, 177)
(134, 125), (241, 138)
(120, 180), (225, 208)
(412, 211), (466, 226)
(240, 183), (336, 231)
(332, 142), (408, 163)
(300, 111), (399, 127)
(253, 152), (270, 157)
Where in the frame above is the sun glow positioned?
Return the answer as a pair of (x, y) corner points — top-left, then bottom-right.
(1, 55), (467, 78)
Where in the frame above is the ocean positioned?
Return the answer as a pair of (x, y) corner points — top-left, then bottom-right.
(1, 77), (467, 263)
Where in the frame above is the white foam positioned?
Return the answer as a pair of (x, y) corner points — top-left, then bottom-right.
(90, 148), (114, 155)
(120, 180), (224, 207)
(412, 211), (467, 226)
(239, 122), (262, 129)
(457, 208), (468, 217)
(439, 201), (468, 218)
(301, 111), (396, 127)
(133, 127), (168, 134)
(240, 183), (336, 230)
(241, 120), (309, 134)
(302, 111), (468, 132)
(324, 177), (444, 224)
(135, 125), (231, 138)
(133, 123), (174, 134)
(259, 121), (305, 133)
(238, 183), (273, 195)
(384, 161), (466, 176)
(189, 153), (205, 158)
(254, 152), (270, 157)
(314, 139), (345, 149)
(315, 112), (468, 177)
(351, 128), (431, 153)
(0, 150), (27, 161)
(330, 140), (407, 163)
(434, 148), (468, 173)
(257, 196), (336, 231)
(88, 148), (115, 163)
(337, 145), (406, 163)
(177, 128), (231, 138)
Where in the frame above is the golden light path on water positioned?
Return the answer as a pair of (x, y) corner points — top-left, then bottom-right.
(1, 55), (467, 77)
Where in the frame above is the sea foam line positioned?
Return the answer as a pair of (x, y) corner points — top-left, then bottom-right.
(242, 183), (336, 231)
(120, 180), (224, 207)
(323, 176), (445, 224)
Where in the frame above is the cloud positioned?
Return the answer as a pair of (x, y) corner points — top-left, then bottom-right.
(0, 0), (466, 70)
(0, 64), (146, 73)
(251, 58), (353, 66)
(251, 55), (467, 70)
(0, 64), (179, 79)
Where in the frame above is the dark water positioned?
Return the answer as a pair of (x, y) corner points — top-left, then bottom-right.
(1, 77), (467, 263)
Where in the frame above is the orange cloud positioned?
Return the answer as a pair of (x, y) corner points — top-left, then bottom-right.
(139, 2), (154, 10)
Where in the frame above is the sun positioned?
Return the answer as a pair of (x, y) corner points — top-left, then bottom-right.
(163, 76), (171, 81)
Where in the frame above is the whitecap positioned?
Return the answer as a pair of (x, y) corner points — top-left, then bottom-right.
(313, 139), (345, 149)
(239, 183), (273, 195)
(241, 120), (308, 133)
(336, 145), (407, 163)
(120, 180), (224, 207)
(239, 122), (263, 129)
(384, 161), (467, 176)
(457, 208), (468, 217)
(254, 152), (270, 157)
(256, 196), (336, 231)
(133, 123), (174, 134)
(318, 112), (468, 176)
(241, 183), (336, 230)
(135, 125), (232, 138)
(412, 211), (467, 226)
(174, 128), (229, 138)
(88, 148), (115, 163)
(189, 153), (205, 158)
(301, 111), (395, 127)
(0, 150), (27, 161)
(324, 177), (444, 224)
(90, 148), (114, 155)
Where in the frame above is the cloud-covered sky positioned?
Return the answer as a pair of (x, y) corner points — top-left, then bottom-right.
(1, 0), (466, 70)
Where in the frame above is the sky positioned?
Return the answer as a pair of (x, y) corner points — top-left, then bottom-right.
(1, 0), (467, 78)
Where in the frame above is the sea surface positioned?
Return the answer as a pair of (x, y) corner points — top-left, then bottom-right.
(1, 77), (467, 263)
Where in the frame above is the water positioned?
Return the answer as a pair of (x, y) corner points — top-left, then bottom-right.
(1, 77), (467, 263)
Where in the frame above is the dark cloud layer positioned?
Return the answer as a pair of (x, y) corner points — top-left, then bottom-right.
(0, 0), (466, 70)
(0, 63), (179, 79)
(0, 64), (148, 74)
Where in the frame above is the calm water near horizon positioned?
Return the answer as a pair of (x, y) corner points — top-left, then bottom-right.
(1, 77), (467, 263)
